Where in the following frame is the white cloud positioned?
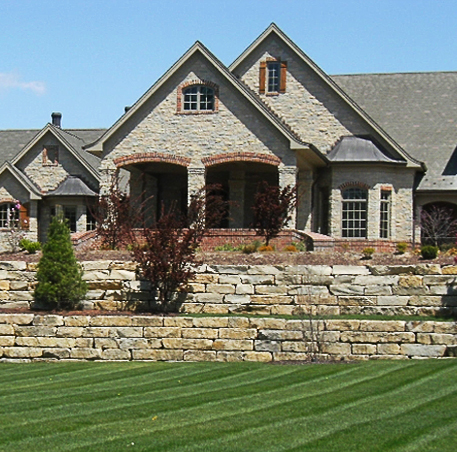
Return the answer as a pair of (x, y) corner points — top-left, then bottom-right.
(0, 72), (46, 95)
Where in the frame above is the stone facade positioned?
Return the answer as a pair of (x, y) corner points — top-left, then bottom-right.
(0, 313), (455, 362)
(0, 24), (452, 250)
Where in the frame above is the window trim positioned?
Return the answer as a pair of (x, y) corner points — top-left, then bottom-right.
(177, 80), (219, 114)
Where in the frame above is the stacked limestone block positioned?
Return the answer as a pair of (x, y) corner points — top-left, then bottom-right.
(0, 314), (455, 362)
(1, 261), (457, 317)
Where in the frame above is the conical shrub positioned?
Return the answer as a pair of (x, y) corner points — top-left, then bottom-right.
(34, 216), (87, 310)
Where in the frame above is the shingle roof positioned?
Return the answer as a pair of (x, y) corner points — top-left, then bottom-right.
(0, 130), (40, 166)
(328, 136), (403, 164)
(46, 176), (97, 196)
(332, 72), (457, 191)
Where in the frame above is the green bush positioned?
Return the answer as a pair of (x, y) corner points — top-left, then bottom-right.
(362, 247), (375, 259)
(396, 242), (408, 254)
(19, 238), (41, 254)
(34, 216), (87, 310)
(242, 244), (256, 254)
(214, 243), (236, 252)
(421, 245), (439, 260)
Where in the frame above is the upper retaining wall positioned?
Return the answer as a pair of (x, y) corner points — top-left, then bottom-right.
(1, 261), (456, 318)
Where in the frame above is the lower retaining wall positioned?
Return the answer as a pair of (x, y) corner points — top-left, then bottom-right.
(1, 314), (456, 362)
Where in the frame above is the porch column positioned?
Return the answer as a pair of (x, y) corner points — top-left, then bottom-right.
(279, 165), (298, 228)
(229, 171), (245, 228)
(297, 169), (313, 231)
(187, 166), (206, 205)
(28, 200), (39, 241)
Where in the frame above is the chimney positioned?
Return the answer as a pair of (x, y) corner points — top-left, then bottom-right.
(51, 112), (62, 128)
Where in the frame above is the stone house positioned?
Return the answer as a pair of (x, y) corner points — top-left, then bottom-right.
(0, 24), (456, 251)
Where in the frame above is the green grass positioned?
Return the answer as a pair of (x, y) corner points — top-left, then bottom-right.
(0, 360), (456, 451)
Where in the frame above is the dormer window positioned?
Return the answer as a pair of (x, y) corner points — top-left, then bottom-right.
(259, 60), (287, 94)
(183, 85), (214, 111)
(42, 145), (59, 166)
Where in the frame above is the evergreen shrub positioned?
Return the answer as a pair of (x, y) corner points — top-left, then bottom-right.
(421, 245), (439, 260)
(34, 216), (87, 310)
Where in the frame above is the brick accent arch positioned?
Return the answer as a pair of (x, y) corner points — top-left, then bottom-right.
(177, 79), (219, 114)
(339, 181), (371, 191)
(202, 152), (281, 167)
(114, 153), (191, 168)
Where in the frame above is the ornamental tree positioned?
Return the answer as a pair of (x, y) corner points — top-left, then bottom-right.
(34, 216), (87, 310)
(131, 185), (228, 311)
(251, 181), (297, 245)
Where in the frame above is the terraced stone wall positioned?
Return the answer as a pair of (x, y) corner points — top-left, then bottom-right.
(0, 261), (456, 318)
(0, 314), (455, 362)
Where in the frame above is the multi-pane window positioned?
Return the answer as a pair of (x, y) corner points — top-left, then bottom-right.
(380, 190), (391, 238)
(86, 207), (96, 231)
(0, 203), (19, 228)
(342, 187), (368, 238)
(64, 206), (77, 232)
(183, 86), (214, 111)
(267, 62), (281, 92)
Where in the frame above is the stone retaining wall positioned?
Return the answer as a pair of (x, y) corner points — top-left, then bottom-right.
(0, 314), (455, 362)
(1, 261), (456, 318)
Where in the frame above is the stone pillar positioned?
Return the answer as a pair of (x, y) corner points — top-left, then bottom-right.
(279, 165), (298, 228)
(28, 200), (39, 242)
(187, 166), (206, 205)
(76, 204), (86, 232)
(229, 171), (245, 228)
(297, 170), (313, 231)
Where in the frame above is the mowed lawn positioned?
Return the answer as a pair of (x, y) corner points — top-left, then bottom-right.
(0, 360), (456, 451)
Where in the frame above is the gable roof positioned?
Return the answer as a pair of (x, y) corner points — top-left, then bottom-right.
(11, 124), (102, 182)
(332, 72), (457, 191)
(0, 162), (42, 199)
(230, 23), (424, 170)
(85, 40), (328, 167)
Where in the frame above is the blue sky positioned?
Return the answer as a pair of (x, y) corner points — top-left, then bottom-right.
(0, 0), (456, 130)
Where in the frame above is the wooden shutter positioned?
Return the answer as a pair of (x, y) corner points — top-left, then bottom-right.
(279, 61), (287, 93)
(20, 203), (29, 230)
(259, 61), (266, 94)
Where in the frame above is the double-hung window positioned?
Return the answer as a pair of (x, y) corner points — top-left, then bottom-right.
(379, 190), (391, 238)
(342, 187), (368, 238)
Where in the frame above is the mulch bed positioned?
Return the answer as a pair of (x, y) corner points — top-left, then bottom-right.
(0, 249), (454, 266)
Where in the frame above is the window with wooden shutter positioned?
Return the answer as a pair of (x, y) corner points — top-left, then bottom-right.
(20, 203), (29, 230)
(260, 60), (287, 94)
(279, 61), (287, 93)
(259, 61), (266, 94)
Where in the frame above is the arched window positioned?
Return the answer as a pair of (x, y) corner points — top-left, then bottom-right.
(342, 187), (367, 238)
(0, 203), (20, 228)
(183, 85), (214, 111)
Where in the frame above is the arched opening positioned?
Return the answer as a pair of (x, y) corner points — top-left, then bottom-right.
(126, 162), (188, 227)
(206, 161), (278, 228)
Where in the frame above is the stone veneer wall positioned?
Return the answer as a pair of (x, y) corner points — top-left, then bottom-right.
(0, 314), (455, 362)
(1, 261), (457, 318)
